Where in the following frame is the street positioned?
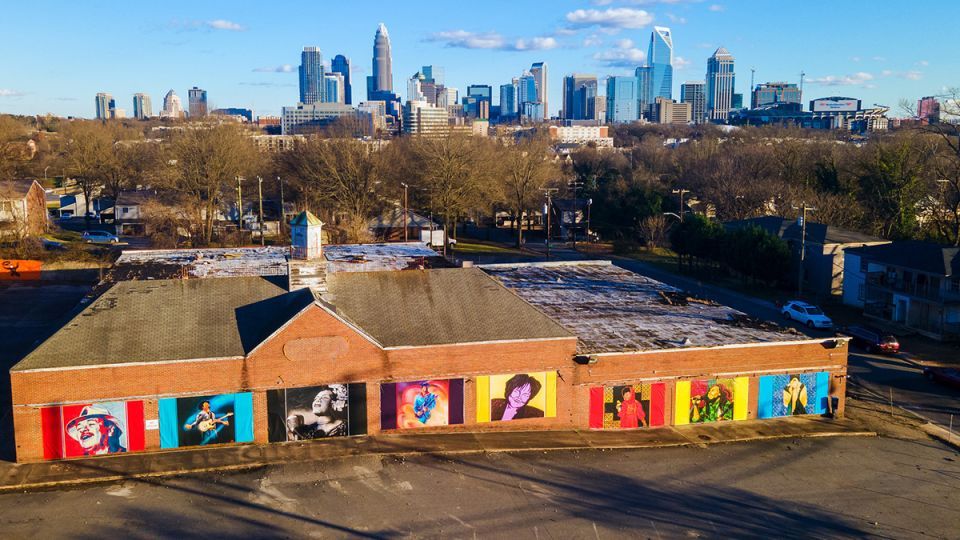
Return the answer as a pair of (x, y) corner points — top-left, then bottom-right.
(0, 434), (957, 539)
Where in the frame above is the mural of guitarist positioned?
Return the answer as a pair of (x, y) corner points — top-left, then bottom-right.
(179, 398), (235, 446)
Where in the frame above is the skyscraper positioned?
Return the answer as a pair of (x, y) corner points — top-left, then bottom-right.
(500, 80), (519, 120)
(188, 87), (208, 117)
(422, 65), (445, 86)
(299, 47), (324, 104)
(325, 72), (345, 104)
(95, 93), (111, 120)
(636, 66), (654, 120)
(407, 72), (426, 102)
(368, 23), (393, 97)
(606, 76), (638, 124)
(132, 93), (152, 120)
(530, 62), (548, 119)
(706, 47), (735, 121)
(648, 27), (673, 101)
(331, 55), (352, 105)
(160, 90), (185, 118)
(918, 96), (941, 123)
(562, 74), (598, 121)
(680, 81), (705, 123)
(751, 82), (801, 109)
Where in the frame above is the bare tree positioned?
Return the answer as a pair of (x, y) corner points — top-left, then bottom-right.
(638, 214), (669, 249)
(499, 136), (559, 248)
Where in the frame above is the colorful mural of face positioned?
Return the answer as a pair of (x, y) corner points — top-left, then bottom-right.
(41, 401), (145, 460)
(380, 380), (465, 430)
(758, 372), (828, 419)
(267, 384), (366, 442)
(476, 372), (556, 423)
(158, 393), (254, 449)
(675, 377), (747, 425)
(589, 383), (665, 430)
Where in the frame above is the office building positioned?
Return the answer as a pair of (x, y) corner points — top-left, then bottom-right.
(324, 73), (345, 104)
(918, 96), (941, 123)
(331, 55), (352, 105)
(732, 93), (743, 110)
(465, 85), (492, 120)
(407, 72), (426, 102)
(437, 87), (458, 109)
(751, 82), (800, 109)
(367, 23), (393, 97)
(281, 102), (367, 135)
(500, 80), (519, 120)
(521, 102), (544, 123)
(299, 47), (324, 104)
(402, 101), (450, 136)
(530, 62), (548, 119)
(95, 93), (112, 120)
(132, 93), (152, 120)
(548, 125), (613, 147)
(648, 27), (673, 101)
(422, 65), (444, 86)
(188, 87), (208, 117)
(706, 47), (735, 121)
(160, 89), (185, 118)
(606, 76), (638, 124)
(562, 74), (599, 121)
(680, 81), (706, 124)
(636, 66), (654, 120)
(211, 108), (253, 122)
(655, 97), (692, 125)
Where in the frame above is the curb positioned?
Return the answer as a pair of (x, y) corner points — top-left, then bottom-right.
(0, 426), (875, 493)
(920, 423), (960, 452)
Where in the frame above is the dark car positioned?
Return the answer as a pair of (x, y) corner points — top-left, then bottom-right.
(840, 325), (900, 354)
(923, 366), (960, 390)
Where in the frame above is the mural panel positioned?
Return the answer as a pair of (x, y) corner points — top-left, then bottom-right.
(758, 372), (830, 418)
(40, 400), (145, 460)
(266, 383), (367, 442)
(589, 383), (666, 429)
(159, 393), (254, 448)
(675, 377), (749, 425)
(380, 379), (464, 430)
(477, 372), (557, 423)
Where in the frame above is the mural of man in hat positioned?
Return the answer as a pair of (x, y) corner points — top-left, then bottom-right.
(65, 405), (127, 456)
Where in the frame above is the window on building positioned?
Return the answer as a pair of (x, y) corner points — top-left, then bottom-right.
(0, 201), (12, 213)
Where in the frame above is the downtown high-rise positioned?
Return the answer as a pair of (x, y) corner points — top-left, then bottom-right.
(530, 62), (548, 119)
(299, 47), (325, 104)
(680, 81), (705, 123)
(368, 23), (393, 96)
(648, 27), (673, 101)
(95, 93), (112, 120)
(188, 87), (207, 117)
(706, 47), (735, 121)
(606, 76), (638, 124)
(132, 93), (152, 120)
(331, 55), (352, 105)
(562, 74), (598, 121)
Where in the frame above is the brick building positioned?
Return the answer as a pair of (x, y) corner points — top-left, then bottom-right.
(9, 215), (848, 462)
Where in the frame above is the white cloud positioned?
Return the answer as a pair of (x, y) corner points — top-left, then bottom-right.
(207, 19), (245, 31)
(674, 56), (691, 69)
(0, 89), (25, 97)
(808, 72), (874, 86)
(666, 13), (688, 24)
(428, 30), (558, 51)
(916, 60), (929, 66)
(565, 8), (654, 30)
(253, 64), (294, 73)
(881, 69), (893, 76)
(616, 38), (635, 49)
(583, 34), (603, 47)
(850, 56), (861, 62)
(902, 70), (923, 80)
(871, 55), (886, 62)
(708, 4), (725, 11)
(593, 47), (647, 67)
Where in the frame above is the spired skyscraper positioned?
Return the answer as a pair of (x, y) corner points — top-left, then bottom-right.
(300, 47), (324, 104)
(648, 27), (673, 101)
(706, 47), (735, 121)
(367, 23), (393, 97)
(331, 55), (352, 105)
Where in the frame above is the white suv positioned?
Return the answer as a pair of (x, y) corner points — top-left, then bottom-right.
(782, 300), (833, 329)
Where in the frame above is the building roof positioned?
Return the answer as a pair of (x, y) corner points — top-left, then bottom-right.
(482, 261), (806, 355)
(13, 277), (314, 371)
(368, 207), (438, 229)
(725, 216), (883, 245)
(846, 240), (960, 277)
(323, 267), (573, 348)
(0, 179), (39, 200)
(290, 210), (323, 226)
(324, 242), (450, 273)
(114, 190), (157, 207)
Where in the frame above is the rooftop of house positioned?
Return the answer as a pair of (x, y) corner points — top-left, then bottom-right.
(0, 179), (39, 200)
(13, 277), (314, 371)
(846, 240), (960, 277)
(114, 190), (157, 207)
(322, 267), (573, 348)
(481, 260), (807, 355)
(725, 216), (883, 246)
(368, 207), (439, 229)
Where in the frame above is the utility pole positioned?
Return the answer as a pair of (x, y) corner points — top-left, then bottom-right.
(401, 182), (409, 242)
(236, 176), (243, 230)
(672, 188), (691, 223)
(568, 178), (584, 248)
(277, 176), (285, 240)
(541, 187), (558, 259)
(794, 203), (816, 297)
(257, 176), (265, 246)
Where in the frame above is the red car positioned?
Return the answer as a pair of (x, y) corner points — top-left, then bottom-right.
(923, 366), (960, 390)
(840, 325), (900, 354)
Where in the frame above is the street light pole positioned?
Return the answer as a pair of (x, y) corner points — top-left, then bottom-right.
(401, 182), (409, 242)
(542, 187), (558, 259)
(257, 176), (265, 246)
(236, 176), (243, 230)
(278, 176), (285, 240)
(794, 203), (816, 297)
(672, 188), (691, 223)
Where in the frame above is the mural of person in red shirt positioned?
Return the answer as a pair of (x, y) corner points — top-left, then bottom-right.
(617, 387), (648, 429)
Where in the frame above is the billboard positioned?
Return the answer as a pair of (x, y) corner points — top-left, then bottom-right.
(159, 392), (254, 448)
(476, 372), (557, 423)
(811, 98), (860, 113)
(380, 379), (464, 430)
(41, 401), (146, 460)
(266, 383), (367, 442)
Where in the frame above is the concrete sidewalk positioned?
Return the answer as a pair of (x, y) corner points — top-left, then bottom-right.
(0, 416), (872, 492)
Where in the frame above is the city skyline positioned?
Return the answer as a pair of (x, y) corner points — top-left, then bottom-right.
(0, 0), (957, 118)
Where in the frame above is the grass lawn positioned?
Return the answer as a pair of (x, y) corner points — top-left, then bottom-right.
(451, 241), (527, 255)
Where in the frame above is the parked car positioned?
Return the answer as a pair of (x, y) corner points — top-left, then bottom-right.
(781, 300), (834, 329)
(922, 366), (960, 390)
(81, 230), (119, 244)
(839, 325), (900, 354)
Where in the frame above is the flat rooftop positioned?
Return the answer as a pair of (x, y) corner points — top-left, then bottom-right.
(481, 261), (806, 355)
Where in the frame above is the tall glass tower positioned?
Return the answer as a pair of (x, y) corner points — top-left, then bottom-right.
(706, 47), (735, 121)
(299, 47), (324, 104)
(368, 23), (393, 95)
(648, 27), (673, 101)
(331, 55), (352, 105)
(606, 76), (638, 124)
(530, 62), (548, 118)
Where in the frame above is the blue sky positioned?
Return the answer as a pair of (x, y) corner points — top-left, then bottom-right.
(1, 0), (956, 119)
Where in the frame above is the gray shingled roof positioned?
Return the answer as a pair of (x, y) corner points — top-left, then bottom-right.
(323, 267), (574, 348)
(13, 277), (314, 371)
(725, 216), (883, 245)
(846, 240), (960, 277)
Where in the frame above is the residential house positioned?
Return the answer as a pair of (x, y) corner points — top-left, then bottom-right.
(0, 179), (47, 240)
(114, 190), (156, 235)
(843, 241), (960, 341)
(368, 207), (441, 242)
(726, 216), (887, 299)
